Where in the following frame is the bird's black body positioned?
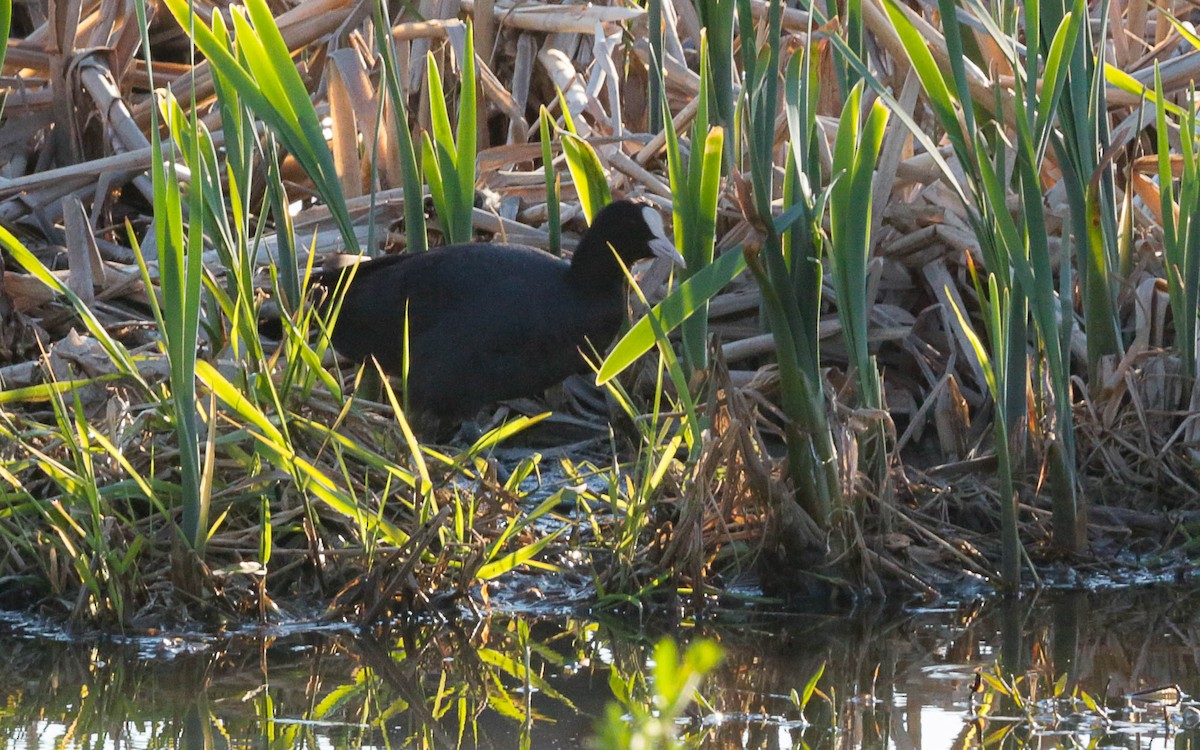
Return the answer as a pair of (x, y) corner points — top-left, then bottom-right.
(315, 200), (679, 420)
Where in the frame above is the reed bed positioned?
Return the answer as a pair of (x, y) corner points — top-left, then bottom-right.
(1, 0), (1199, 629)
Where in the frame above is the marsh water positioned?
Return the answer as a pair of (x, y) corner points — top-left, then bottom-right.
(0, 583), (1196, 749)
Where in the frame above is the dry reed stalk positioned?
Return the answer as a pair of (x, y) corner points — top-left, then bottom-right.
(460, 0), (645, 34)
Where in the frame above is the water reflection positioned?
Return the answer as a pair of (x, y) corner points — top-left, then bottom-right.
(0, 585), (1195, 748)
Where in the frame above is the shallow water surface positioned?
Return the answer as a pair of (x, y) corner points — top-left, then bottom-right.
(0, 585), (1196, 748)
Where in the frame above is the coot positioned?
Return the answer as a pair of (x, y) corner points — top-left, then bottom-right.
(315, 200), (683, 420)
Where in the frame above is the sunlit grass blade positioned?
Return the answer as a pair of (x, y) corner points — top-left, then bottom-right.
(1033, 8), (1083, 159)
(597, 248), (746, 384)
(376, 364), (432, 495)
(551, 85), (603, 225)
(0, 0), (8, 116)
(423, 25), (477, 244)
(945, 276), (1022, 586)
(0, 378), (123, 405)
(0, 228), (144, 387)
(881, 0), (971, 166)
(195, 361), (410, 546)
(662, 34), (723, 375)
(477, 524), (566, 580)
(134, 0), (208, 553)
(560, 133), (611, 224)
(161, 0), (357, 252)
(827, 82), (889, 495)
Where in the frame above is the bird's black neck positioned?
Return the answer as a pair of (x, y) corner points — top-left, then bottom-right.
(567, 238), (628, 291)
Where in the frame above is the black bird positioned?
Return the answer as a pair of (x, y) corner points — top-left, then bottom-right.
(314, 200), (683, 421)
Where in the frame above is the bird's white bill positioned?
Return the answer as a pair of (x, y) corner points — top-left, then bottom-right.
(641, 206), (687, 267)
(649, 237), (686, 267)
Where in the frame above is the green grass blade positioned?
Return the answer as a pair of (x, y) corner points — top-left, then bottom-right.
(539, 106), (561, 255)
(0, 0), (12, 115)
(935, 0), (975, 138)
(456, 23), (478, 238)
(422, 132), (451, 240)
(161, 0), (357, 252)
(647, 0), (663, 132)
(137, 0), (207, 551)
(477, 527), (566, 580)
(696, 0), (735, 131)
(1103, 64), (1183, 117)
(597, 248), (746, 384)
(427, 52), (457, 163)
(0, 228), (144, 386)
(1034, 7), (1084, 157)
(373, 0), (427, 253)
(0, 0), (10, 74)
(881, 0), (970, 165)
(555, 87), (579, 135)
(560, 133), (611, 223)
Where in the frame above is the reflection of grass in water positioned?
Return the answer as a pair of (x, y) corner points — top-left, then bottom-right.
(595, 637), (724, 749)
(3, 0), (1200, 637)
(0, 618), (574, 749)
(0, 617), (651, 748)
(0, 590), (1196, 747)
